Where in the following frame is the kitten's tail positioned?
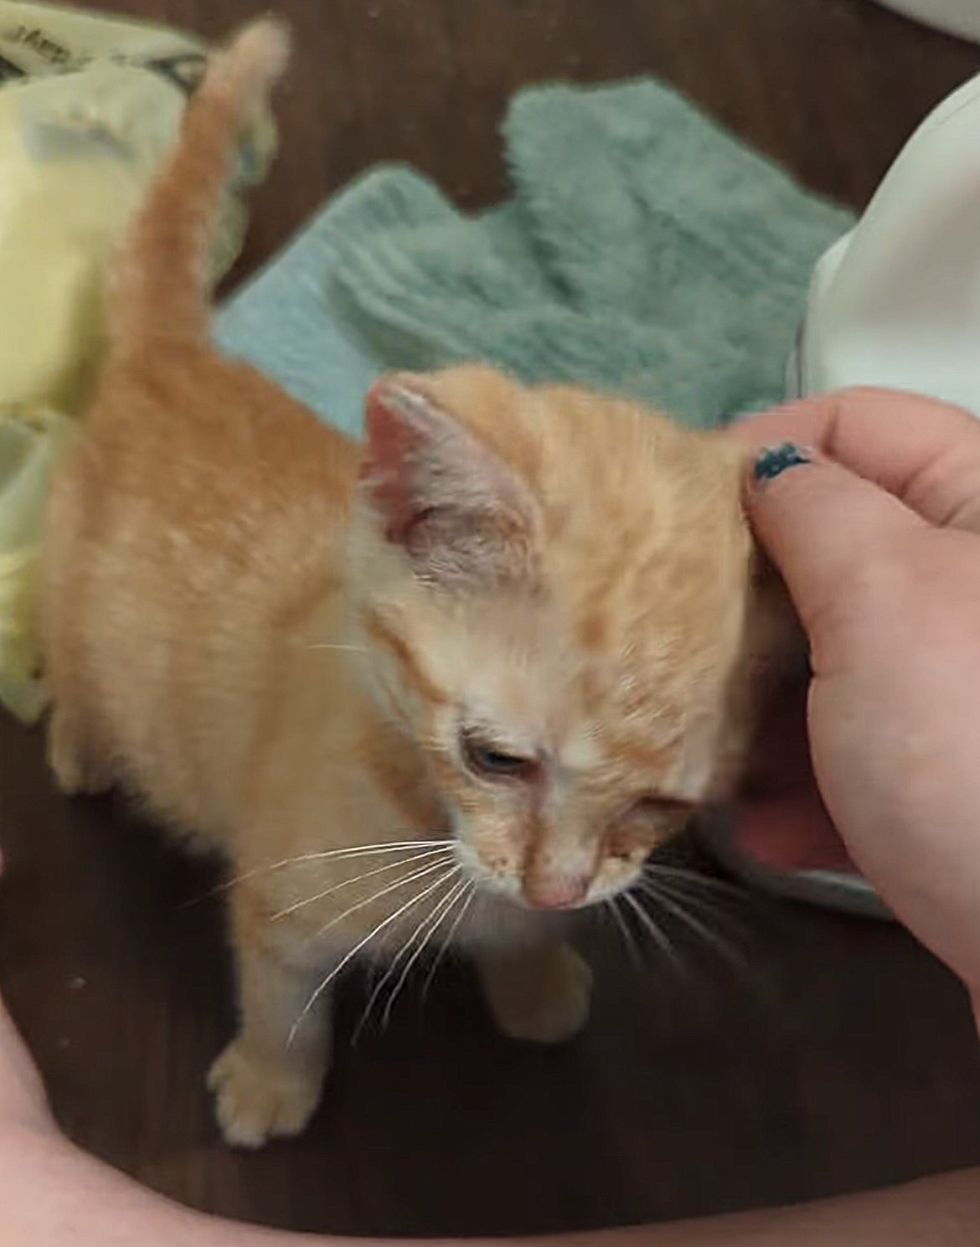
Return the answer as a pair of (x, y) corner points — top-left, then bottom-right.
(109, 18), (290, 354)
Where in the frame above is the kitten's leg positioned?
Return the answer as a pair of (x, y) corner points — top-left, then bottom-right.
(46, 704), (113, 796)
(208, 886), (334, 1148)
(475, 940), (593, 1045)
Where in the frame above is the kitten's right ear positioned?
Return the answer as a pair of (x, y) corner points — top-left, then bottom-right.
(360, 375), (539, 588)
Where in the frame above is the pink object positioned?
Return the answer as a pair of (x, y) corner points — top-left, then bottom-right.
(698, 811), (889, 920)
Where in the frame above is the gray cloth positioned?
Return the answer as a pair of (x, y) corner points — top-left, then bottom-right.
(218, 78), (853, 436)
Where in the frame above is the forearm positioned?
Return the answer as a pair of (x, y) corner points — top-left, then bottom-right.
(2, 1123), (977, 1247)
(596, 1169), (980, 1247)
(2, 992), (977, 1247)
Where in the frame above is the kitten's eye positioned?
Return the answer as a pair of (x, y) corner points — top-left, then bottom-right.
(461, 732), (538, 781)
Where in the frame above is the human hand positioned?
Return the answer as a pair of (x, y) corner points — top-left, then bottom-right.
(733, 389), (980, 1011)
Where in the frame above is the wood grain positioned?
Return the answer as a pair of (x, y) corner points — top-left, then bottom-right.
(1, 0), (979, 1235)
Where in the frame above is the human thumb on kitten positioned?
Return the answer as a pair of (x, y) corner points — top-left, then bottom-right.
(745, 438), (924, 657)
(742, 409), (980, 1022)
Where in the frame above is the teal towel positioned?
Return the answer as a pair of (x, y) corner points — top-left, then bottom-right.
(217, 78), (853, 434)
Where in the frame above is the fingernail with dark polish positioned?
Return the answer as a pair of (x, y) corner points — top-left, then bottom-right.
(753, 443), (811, 484)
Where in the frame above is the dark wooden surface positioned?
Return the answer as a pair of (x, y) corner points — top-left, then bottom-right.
(2, 0), (980, 1237)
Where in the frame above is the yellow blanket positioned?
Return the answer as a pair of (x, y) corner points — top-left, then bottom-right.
(0, 2), (275, 721)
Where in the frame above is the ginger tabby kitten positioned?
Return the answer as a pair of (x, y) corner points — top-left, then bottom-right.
(40, 20), (790, 1147)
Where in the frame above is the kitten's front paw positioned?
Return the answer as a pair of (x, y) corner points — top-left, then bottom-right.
(207, 1040), (324, 1148)
(480, 942), (593, 1045)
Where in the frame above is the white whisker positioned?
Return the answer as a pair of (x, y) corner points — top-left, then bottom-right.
(644, 863), (745, 899)
(186, 839), (456, 905)
(637, 876), (748, 941)
(605, 896), (641, 967)
(382, 875), (468, 1028)
(352, 928), (428, 1044)
(421, 880), (476, 1000)
(288, 865), (459, 1044)
(642, 882), (747, 972)
(270, 846), (454, 921)
(622, 890), (681, 968)
(354, 872), (464, 1039)
(307, 643), (366, 653)
(309, 857), (454, 944)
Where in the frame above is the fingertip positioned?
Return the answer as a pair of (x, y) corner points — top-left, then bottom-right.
(750, 442), (815, 488)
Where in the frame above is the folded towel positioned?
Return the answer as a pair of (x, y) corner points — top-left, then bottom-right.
(218, 78), (853, 434)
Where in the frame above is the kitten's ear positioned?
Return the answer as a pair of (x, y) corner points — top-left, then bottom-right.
(361, 376), (539, 588)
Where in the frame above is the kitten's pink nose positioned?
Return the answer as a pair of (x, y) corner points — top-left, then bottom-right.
(522, 873), (589, 910)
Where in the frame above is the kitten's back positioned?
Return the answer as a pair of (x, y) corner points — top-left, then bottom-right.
(41, 21), (359, 837)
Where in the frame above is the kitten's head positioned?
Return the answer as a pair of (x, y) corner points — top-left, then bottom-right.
(348, 366), (791, 910)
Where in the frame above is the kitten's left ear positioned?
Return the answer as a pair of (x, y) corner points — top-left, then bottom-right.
(361, 375), (540, 588)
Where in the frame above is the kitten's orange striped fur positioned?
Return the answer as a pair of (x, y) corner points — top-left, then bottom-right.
(40, 20), (791, 1147)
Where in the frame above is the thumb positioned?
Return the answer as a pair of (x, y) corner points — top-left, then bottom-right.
(745, 444), (923, 637)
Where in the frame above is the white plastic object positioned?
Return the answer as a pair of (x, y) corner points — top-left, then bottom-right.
(791, 68), (980, 413)
(873, 0), (980, 43)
